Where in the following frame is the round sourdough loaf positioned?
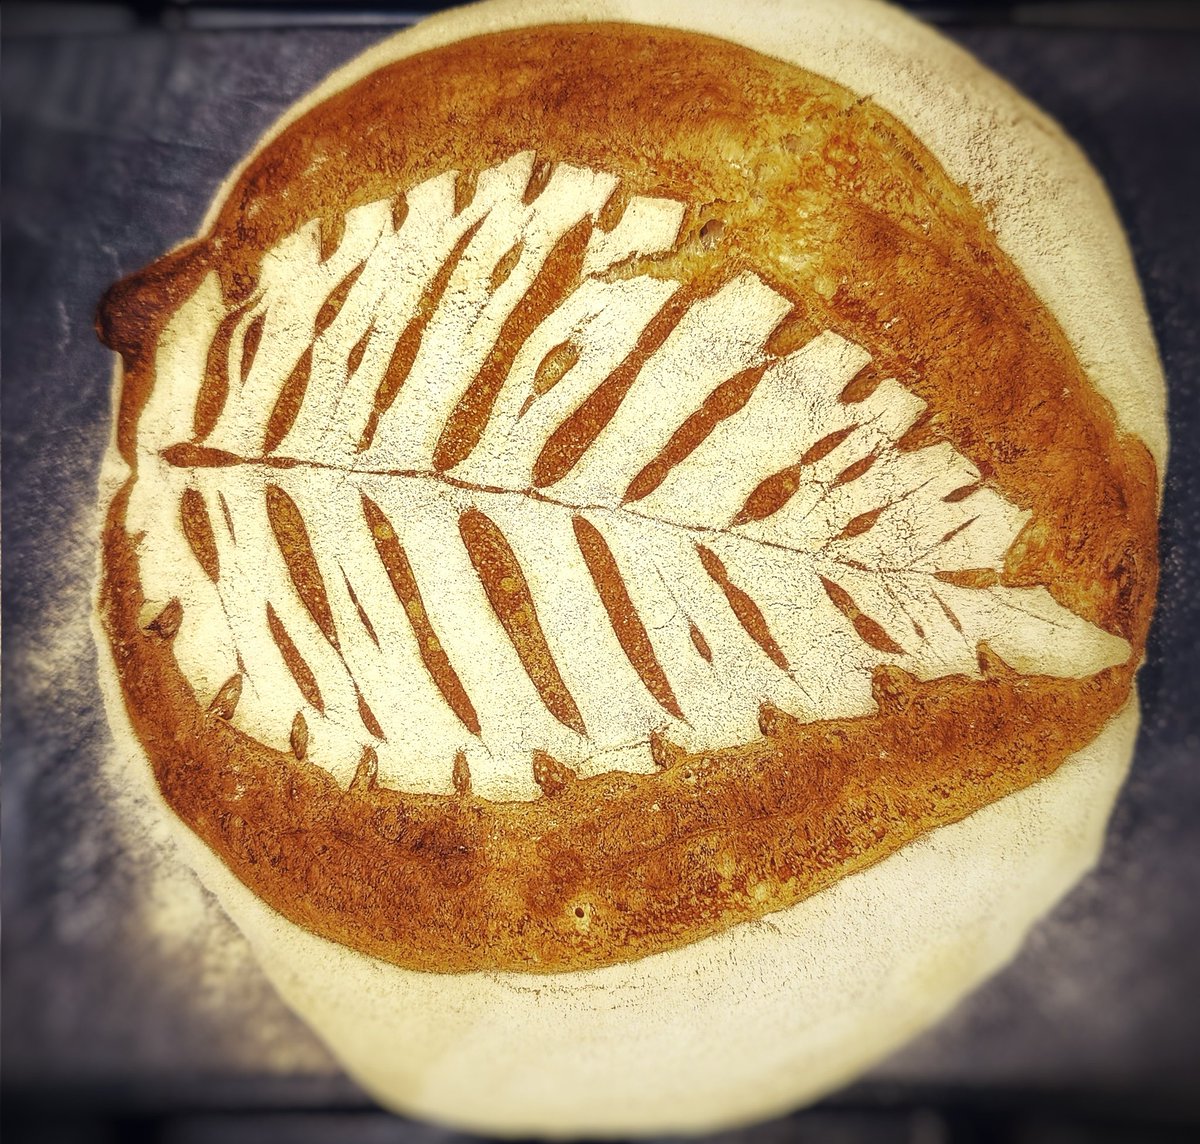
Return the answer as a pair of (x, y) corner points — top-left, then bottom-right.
(94, 0), (1165, 1133)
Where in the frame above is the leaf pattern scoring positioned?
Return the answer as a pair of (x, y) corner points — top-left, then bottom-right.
(128, 151), (1130, 801)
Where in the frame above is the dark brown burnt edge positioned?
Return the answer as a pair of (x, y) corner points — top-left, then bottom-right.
(95, 23), (1159, 972)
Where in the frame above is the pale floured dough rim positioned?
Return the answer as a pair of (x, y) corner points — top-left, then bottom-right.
(95, 0), (1162, 1134)
(95, 613), (1139, 1134)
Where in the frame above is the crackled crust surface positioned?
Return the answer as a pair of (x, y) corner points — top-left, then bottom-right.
(96, 23), (1158, 973)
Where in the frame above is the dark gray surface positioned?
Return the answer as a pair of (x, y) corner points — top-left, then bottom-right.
(3, 13), (1199, 1142)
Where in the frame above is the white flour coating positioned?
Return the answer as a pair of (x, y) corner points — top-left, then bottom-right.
(100, 740), (341, 1078)
(95, 0), (1166, 1134)
(132, 154), (1128, 798)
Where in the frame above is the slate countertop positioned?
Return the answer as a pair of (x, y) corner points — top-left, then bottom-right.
(3, 8), (1198, 1142)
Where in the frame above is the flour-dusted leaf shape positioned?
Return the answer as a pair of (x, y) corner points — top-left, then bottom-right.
(93, 13), (1167, 1131)
(127, 152), (1130, 801)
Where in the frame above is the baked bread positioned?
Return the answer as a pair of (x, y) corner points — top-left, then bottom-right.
(94, 0), (1164, 1133)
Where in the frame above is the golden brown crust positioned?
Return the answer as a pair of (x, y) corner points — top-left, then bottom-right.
(96, 23), (1158, 973)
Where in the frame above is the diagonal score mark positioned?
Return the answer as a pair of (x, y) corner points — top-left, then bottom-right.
(217, 491), (236, 542)
(195, 300), (254, 442)
(357, 689), (385, 740)
(623, 361), (769, 505)
(459, 507), (587, 736)
(361, 494), (481, 735)
(314, 261), (367, 338)
(346, 322), (374, 378)
(357, 217), (487, 453)
(263, 262), (368, 455)
(572, 515), (685, 720)
(264, 347), (312, 455)
(820, 575), (905, 655)
(264, 483), (340, 652)
(696, 545), (790, 673)
(732, 423), (858, 526)
(180, 486), (220, 582)
(341, 568), (380, 645)
(266, 602), (325, 712)
(930, 586), (965, 636)
(433, 216), (593, 473)
(241, 313), (265, 384)
(531, 282), (706, 489)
